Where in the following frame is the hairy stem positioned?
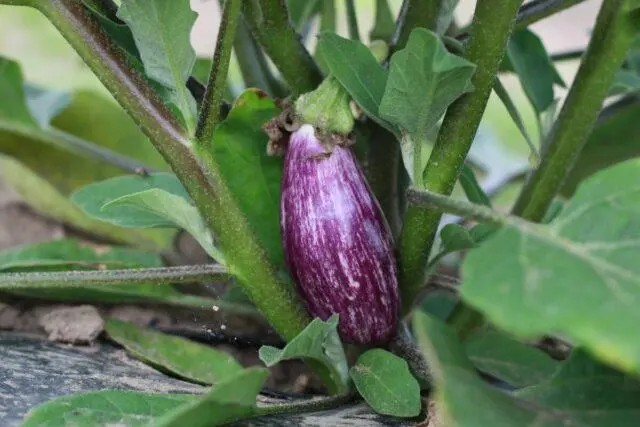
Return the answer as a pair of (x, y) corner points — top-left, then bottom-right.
(33, 0), (312, 344)
(256, 393), (356, 417)
(398, 0), (522, 314)
(512, 0), (638, 221)
(242, 0), (322, 95)
(196, 0), (242, 144)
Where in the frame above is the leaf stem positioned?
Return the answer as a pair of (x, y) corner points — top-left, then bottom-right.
(397, 0), (522, 314)
(456, 0), (589, 42)
(242, 0), (322, 95)
(345, 0), (360, 41)
(406, 188), (507, 226)
(512, 0), (638, 222)
(256, 393), (356, 417)
(33, 0), (312, 343)
(196, 0), (242, 145)
(391, 0), (440, 51)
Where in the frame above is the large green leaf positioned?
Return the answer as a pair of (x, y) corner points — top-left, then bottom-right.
(316, 34), (392, 133)
(379, 28), (475, 183)
(106, 319), (243, 385)
(413, 312), (640, 426)
(349, 349), (421, 417)
(505, 29), (564, 114)
(563, 102), (640, 196)
(0, 57), (173, 250)
(212, 89), (284, 267)
(461, 159), (640, 374)
(465, 328), (558, 388)
(156, 368), (268, 427)
(20, 390), (196, 427)
(117, 0), (197, 133)
(259, 315), (350, 394)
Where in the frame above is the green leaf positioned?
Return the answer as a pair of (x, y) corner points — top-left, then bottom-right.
(103, 188), (223, 262)
(413, 311), (640, 427)
(369, 0), (395, 42)
(0, 156), (173, 252)
(106, 318), (243, 385)
(506, 29), (564, 113)
(349, 349), (421, 417)
(259, 315), (350, 393)
(72, 173), (189, 228)
(0, 57), (172, 250)
(212, 89), (284, 267)
(82, 0), (140, 60)
(20, 390), (196, 427)
(460, 165), (491, 207)
(493, 78), (539, 164)
(118, 0), (198, 133)
(379, 28), (475, 183)
(610, 69), (640, 95)
(156, 368), (268, 427)
(465, 328), (558, 388)
(316, 33), (392, 133)
(420, 289), (457, 320)
(461, 159), (640, 374)
(563, 100), (640, 196)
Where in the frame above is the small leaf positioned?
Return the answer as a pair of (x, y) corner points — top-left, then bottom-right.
(21, 390), (196, 427)
(349, 349), (421, 417)
(103, 188), (223, 262)
(23, 84), (71, 127)
(287, 0), (323, 32)
(379, 28), (475, 183)
(72, 173), (189, 228)
(610, 69), (640, 95)
(413, 311), (640, 427)
(465, 328), (558, 388)
(460, 165), (491, 207)
(212, 89), (284, 267)
(106, 319), (243, 385)
(156, 368), (268, 427)
(0, 57), (36, 126)
(117, 0), (198, 133)
(380, 28), (475, 139)
(259, 315), (350, 393)
(82, 0), (140, 60)
(461, 159), (640, 374)
(435, 0), (460, 36)
(563, 100), (640, 196)
(506, 29), (564, 113)
(420, 290), (457, 320)
(316, 33), (392, 133)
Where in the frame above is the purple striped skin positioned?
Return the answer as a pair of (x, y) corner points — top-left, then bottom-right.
(281, 125), (400, 345)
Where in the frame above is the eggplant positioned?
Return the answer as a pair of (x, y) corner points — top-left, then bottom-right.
(281, 124), (400, 345)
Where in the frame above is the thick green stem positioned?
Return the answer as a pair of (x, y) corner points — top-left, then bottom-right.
(345, 0), (360, 41)
(33, 0), (311, 343)
(242, 0), (322, 95)
(256, 394), (356, 417)
(391, 0), (440, 51)
(512, 0), (638, 222)
(397, 0), (522, 314)
(196, 0), (242, 144)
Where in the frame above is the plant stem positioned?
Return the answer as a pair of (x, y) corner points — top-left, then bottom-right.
(391, 0), (440, 51)
(397, 0), (522, 315)
(457, 0), (588, 42)
(345, 0), (360, 41)
(0, 264), (226, 288)
(234, 17), (283, 97)
(406, 188), (506, 226)
(34, 0), (312, 343)
(196, 0), (242, 145)
(242, 0), (322, 95)
(512, 0), (638, 222)
(256, 393), (356, 417)
(549, 48), (584, 62)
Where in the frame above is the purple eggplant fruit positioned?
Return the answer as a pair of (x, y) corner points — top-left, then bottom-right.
(281, 124), (400, 345)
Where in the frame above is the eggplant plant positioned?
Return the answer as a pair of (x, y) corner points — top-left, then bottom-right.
(1, 0), (640, 425)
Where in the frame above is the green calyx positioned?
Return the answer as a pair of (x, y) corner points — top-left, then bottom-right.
(294, 76), (355, 135)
